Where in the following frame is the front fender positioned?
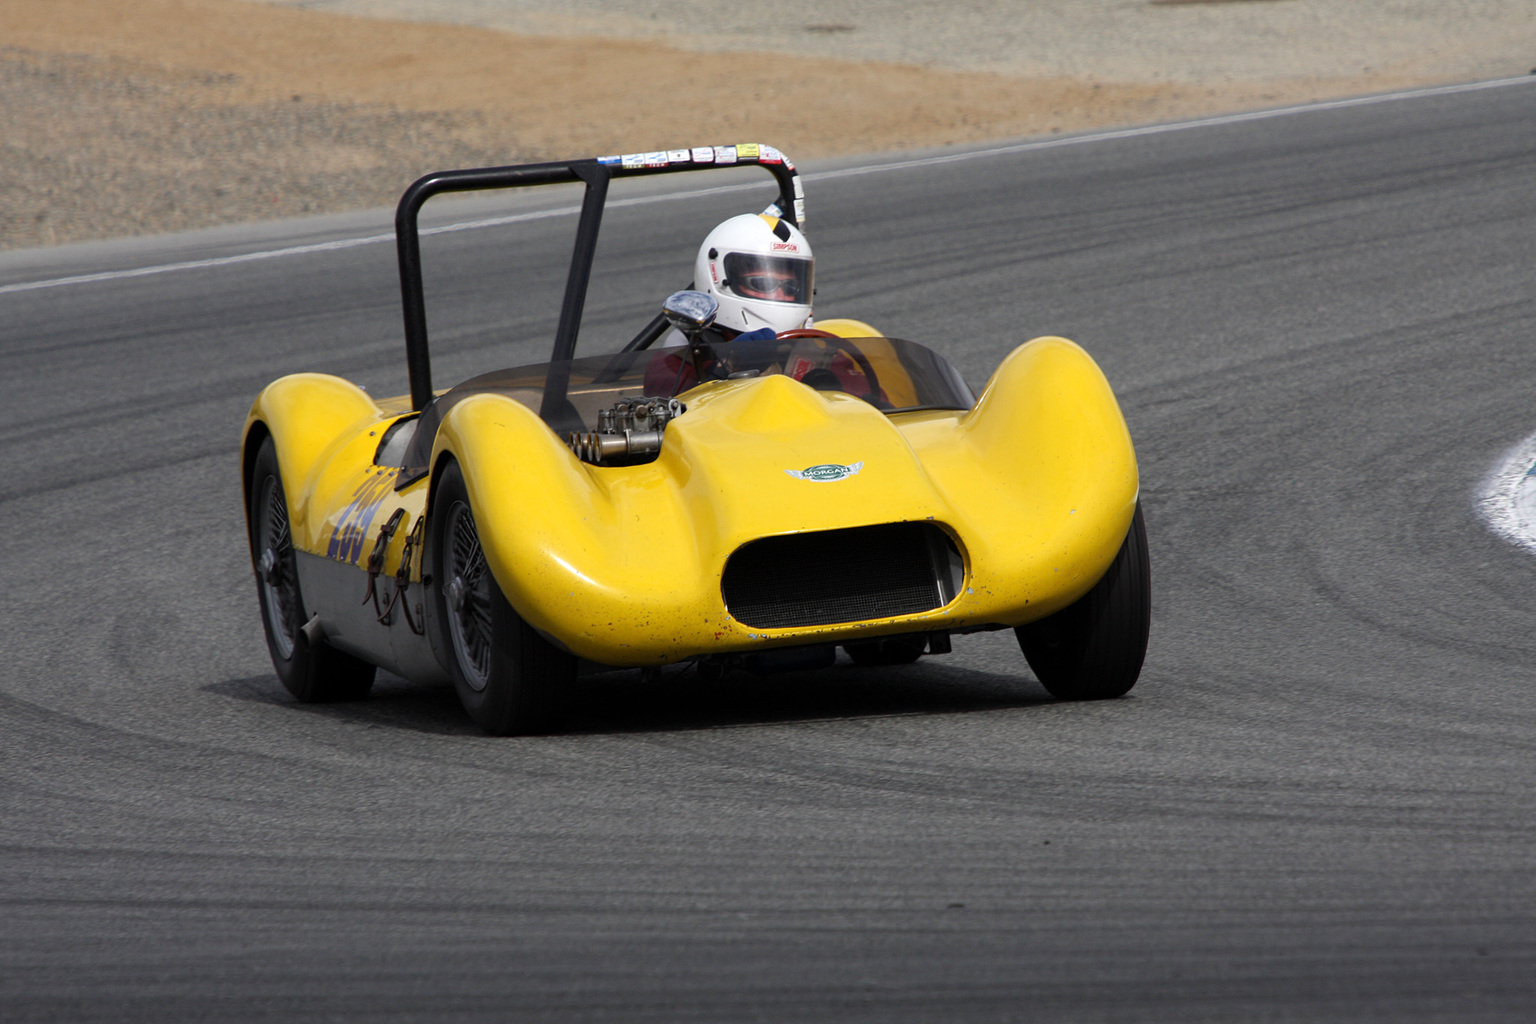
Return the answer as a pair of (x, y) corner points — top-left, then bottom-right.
(430, 393), (698, 658)
(914, 335), (1139, 617)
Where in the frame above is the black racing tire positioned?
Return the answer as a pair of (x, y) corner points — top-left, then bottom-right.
(844, 634), (925, 666)
(1015, 502), (1150, 700)
(249, 437), (376, 702)
(430, 460), (575, 735)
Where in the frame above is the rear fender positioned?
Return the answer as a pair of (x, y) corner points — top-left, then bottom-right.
(813, 317), (881, 337)
(241, 374), (384, 558)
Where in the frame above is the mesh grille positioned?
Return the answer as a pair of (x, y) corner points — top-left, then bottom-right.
(722, 522), (954, 629)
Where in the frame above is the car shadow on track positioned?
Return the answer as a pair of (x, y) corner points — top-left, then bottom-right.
(561, 661), (1053, 735)
(207, 674), (481, 735)
(208, 658), (1054, 736)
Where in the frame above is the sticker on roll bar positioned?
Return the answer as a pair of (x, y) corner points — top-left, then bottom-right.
(598, 143), (795, 175)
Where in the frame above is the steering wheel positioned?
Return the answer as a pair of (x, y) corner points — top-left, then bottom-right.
(774, 329), (886, 406)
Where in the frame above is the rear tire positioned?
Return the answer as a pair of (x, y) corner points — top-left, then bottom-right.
(249, 437), (376, 702)
(1015, 502), (1150, 700)
(431, 461), (575, 735)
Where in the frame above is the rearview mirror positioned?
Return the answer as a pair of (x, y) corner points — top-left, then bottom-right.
(661, 290), (718, 337)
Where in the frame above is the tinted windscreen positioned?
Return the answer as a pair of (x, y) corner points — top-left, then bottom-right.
(446, 336), (975, 432)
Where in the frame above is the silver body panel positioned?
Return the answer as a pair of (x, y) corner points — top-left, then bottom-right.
(294, 550), (450, 684)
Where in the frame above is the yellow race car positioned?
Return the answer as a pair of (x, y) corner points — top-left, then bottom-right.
(242, 145), (1148, 734)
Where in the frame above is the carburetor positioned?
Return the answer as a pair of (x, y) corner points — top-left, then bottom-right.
(568, 397), (686, 465)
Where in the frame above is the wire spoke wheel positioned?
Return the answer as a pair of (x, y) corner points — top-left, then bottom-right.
(445, 500), (495, 691)
(256, 475), (299, 660)
(247, 436), (375, 702)
(430, 460), (576, 734)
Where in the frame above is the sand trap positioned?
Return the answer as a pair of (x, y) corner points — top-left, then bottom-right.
(3, 0), (1531, 248)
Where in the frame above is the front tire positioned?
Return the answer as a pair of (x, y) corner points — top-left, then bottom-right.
(1015, 502), (1150, 700)
(249, 437), (375, 702)
(430, 461), (575, 735)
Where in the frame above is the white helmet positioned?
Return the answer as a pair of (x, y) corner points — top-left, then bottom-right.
(695, 214), (814, 336)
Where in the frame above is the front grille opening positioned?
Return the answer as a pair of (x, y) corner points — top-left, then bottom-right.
(722, 522), (964, 630)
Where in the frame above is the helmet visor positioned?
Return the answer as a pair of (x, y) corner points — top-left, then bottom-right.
(723, 253), (813, 304)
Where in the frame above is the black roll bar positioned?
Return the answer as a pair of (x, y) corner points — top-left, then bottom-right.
(394, 145), (804, 412)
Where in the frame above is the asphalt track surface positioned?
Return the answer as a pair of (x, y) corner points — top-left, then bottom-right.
(4, 80), (1536, 1022)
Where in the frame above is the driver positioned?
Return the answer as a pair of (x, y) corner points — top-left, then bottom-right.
(693, 212), (814, 341)
(647, 213), (815, 393)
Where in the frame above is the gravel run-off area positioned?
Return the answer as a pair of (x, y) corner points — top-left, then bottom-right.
(3, 0), (1534, 250)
